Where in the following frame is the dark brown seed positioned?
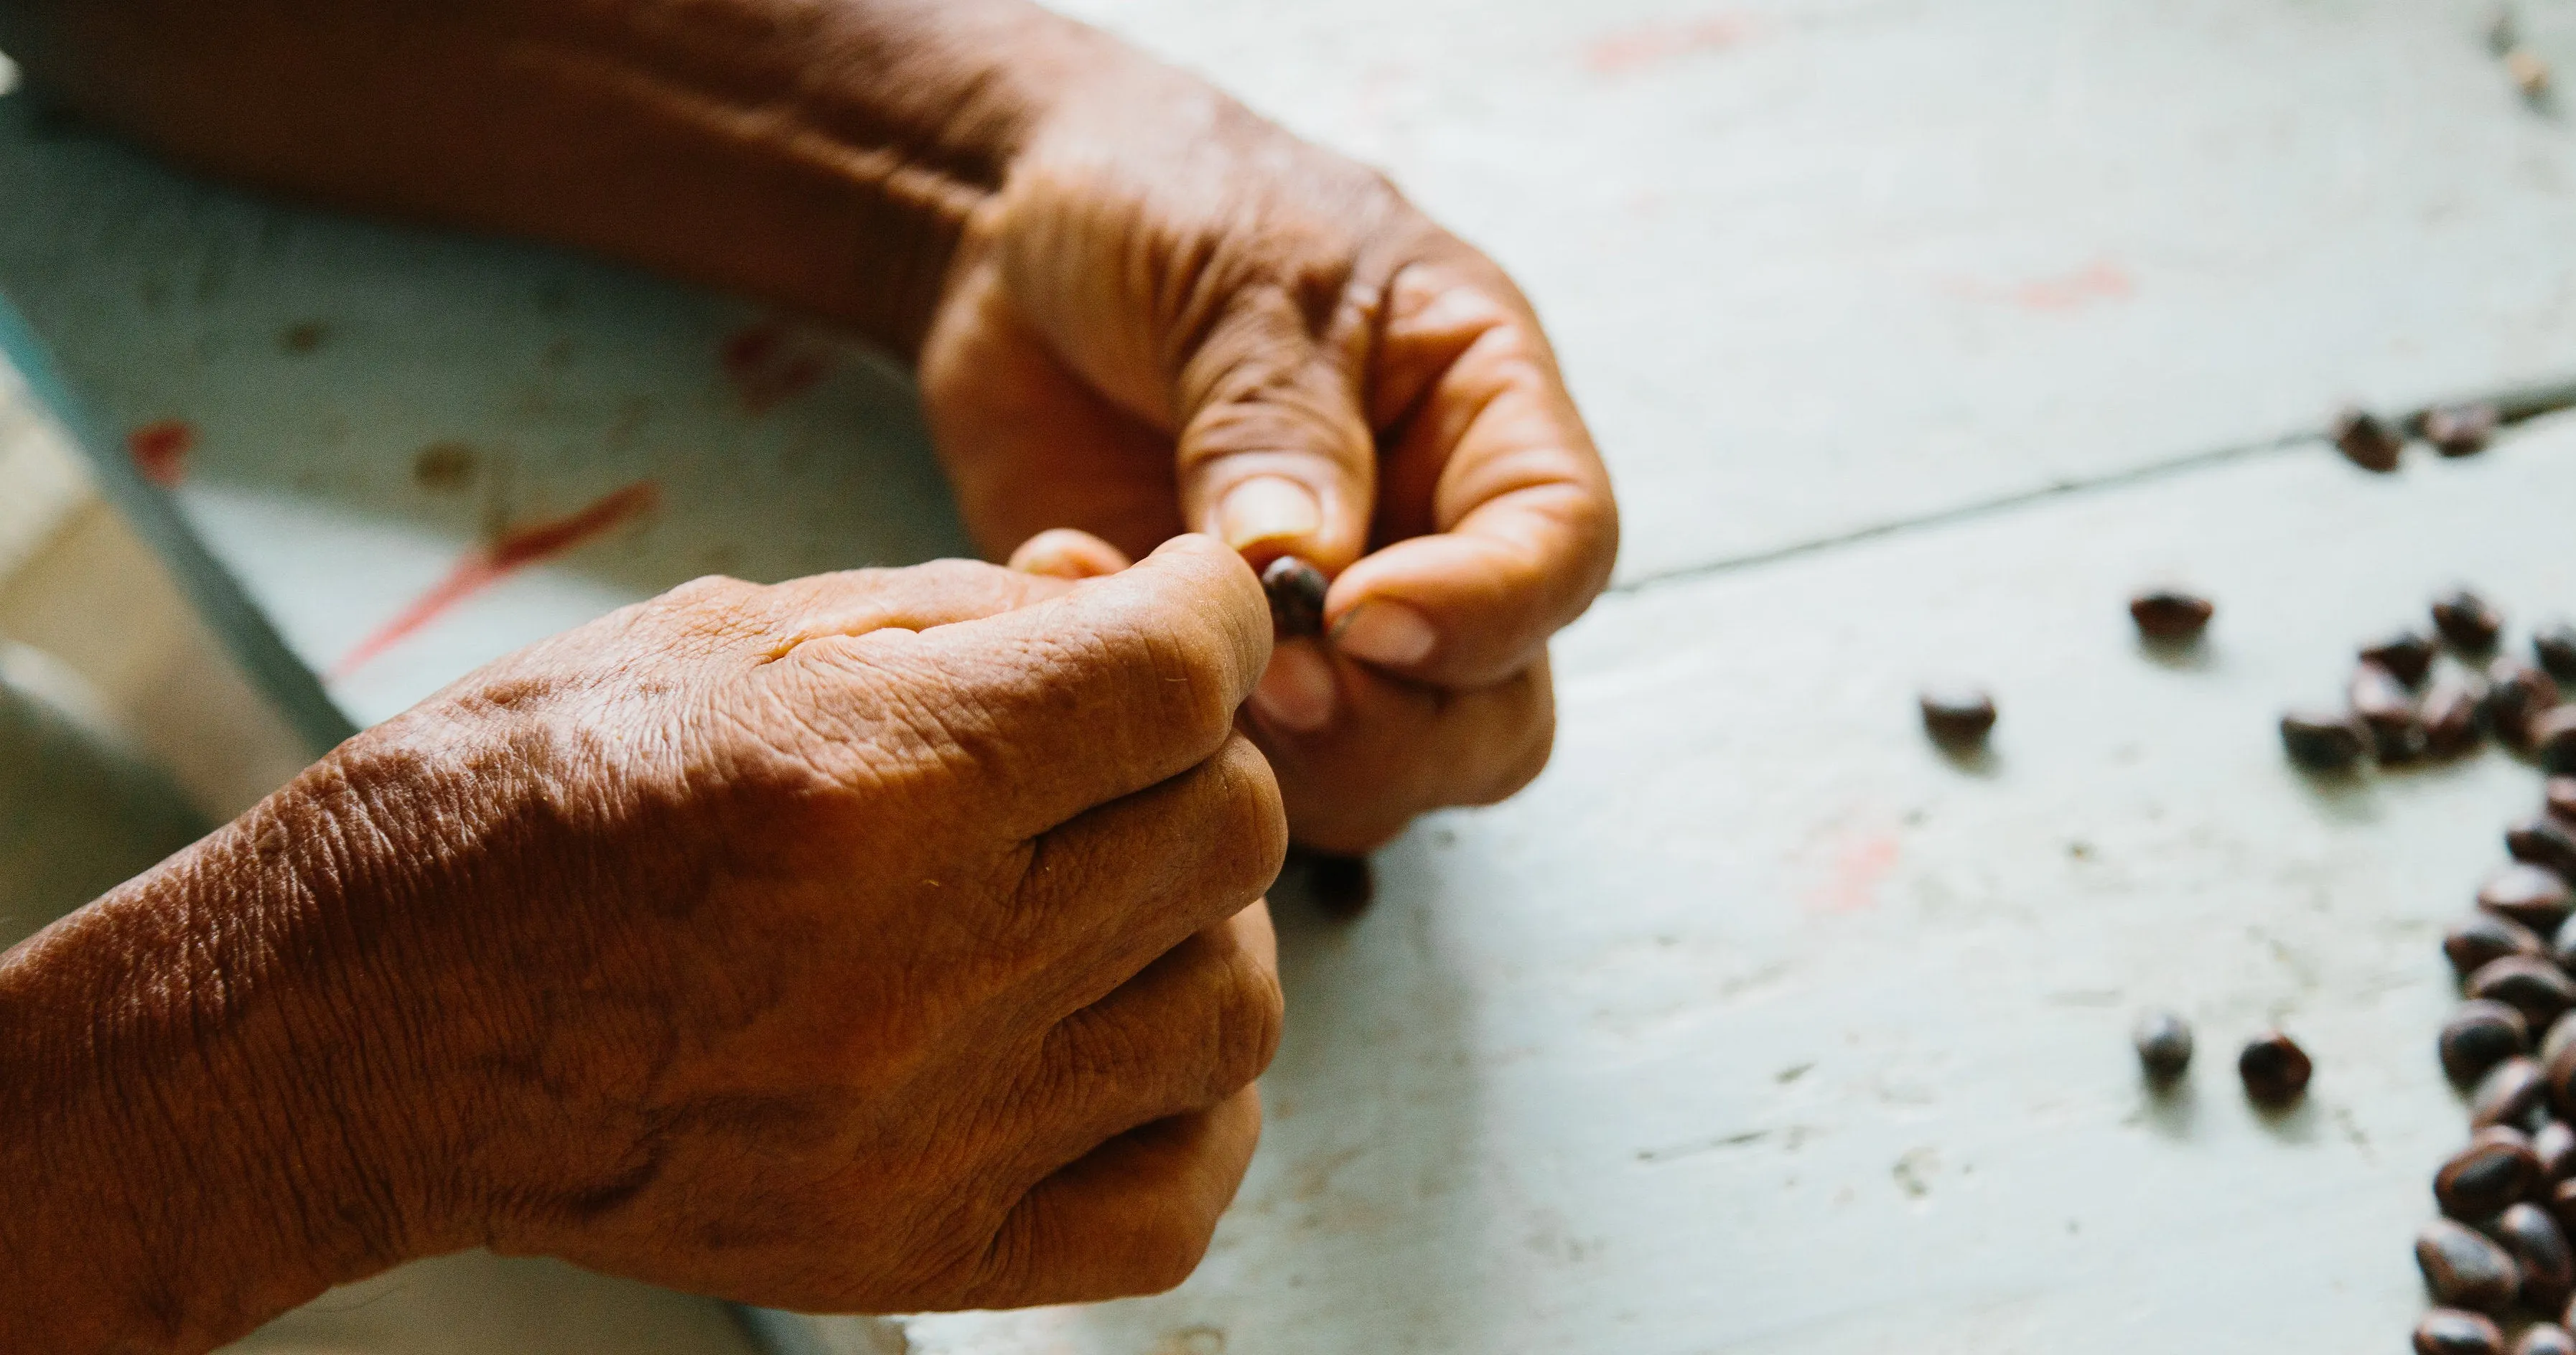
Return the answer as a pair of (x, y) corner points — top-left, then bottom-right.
(2539, 625), (2576, 685)
(2237, 1030), (2312, 1106)
(2514, 1322), (2576, 1355)
(2549, 1038), (2576, 1120)
(2426, 403), (2502, 457)
(2132, 1011), (2193, 1081)
(2478, 1057), (2554, 1132)
(1260, 555), (1329, 639)
(2128, 589), (2213, 642)
(2536, 708), (2576, 777)
(2366, 629), (2441, 687)
(2429, 675), (2491, 758)
(2438, 1127), (2543, 1219)
(2330, 404), (2403, 472)
(1919, 687), (1997, 746)
(2471, 958), (2576, 1034)
(2438, 589), (2509, 652)
(2417, 1309), (2505, 1355)
(2486, 865), (2576, 934)
(2489, 659), (2564, 749)
(2279, 708), (2366, 772)
(2422, 1217), (2525, 1311)
(2554, 915), (2576, 977)
(2545, 1011), (2576, 1069)
(2445, 1000), (2534, 1084)
(2353, 662), (2428, 761)
(2501, 1201), (2576, 1308)
(2511, 817), (2576, 881)
(2549, 778), (2576, 828)
(2537, 1122), (2576, 1183)
(2554, 1178), (2576, 1234)
(1308, 853), (1374, 921)
(2451, 913), (2549, 983)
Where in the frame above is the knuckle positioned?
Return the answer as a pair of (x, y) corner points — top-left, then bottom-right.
(1200, 736), (1290, 898)
(1205, 957), (1286, 1094)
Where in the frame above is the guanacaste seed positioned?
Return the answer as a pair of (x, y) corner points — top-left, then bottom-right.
(2485, 864), (2576, 934)
(2429, 675), (2490, 759)
(2540, 625), (2576, 685)
(2331, 404), (2404, 472)
(1308, 853), (1374, 921)
(2547, 1038), (2576, 1120)
(2534, 707), (2576, 777)
(2489, 659), (2564, 749)
(2427, 403), (2502, 457)
(2538, 1122), (2576, 1184)
(2422, 1217), (2526, 1311)
(2415, 1308), (2505, 1355)
(2551, 778), (2576, 827)
(2437, 1126), (2543, 1219)
(2554, 1178), (2576, 1234)
(1919, 687), (1997, 747)
(2238, 1031), (2313, 1106)
(2470, 957), (2576, 1034)
(2513, 1322), (2576, 1355)
(1260, 555), (1330, 639)
(2511, 817), (2576, 882)
(2546, 1011), (2576, 1069)
(2279, 708), (2367, 772)
(2353, 662), (2428, 761)
(2129, 589), (2214, 642)
(2477, 1057), (2554, 1132)
(2502, 1201), (2576, 1308)
(2438, 589), (2509, 652)
(2450, 913), (2548, 983)
(2366, 630), (2441, 687)
(2132, 1011), (2193, 1081)
(2444, 1000), (2533, 1085)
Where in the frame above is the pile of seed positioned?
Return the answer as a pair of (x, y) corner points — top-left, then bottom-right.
(2259, 589), (2576, 1354)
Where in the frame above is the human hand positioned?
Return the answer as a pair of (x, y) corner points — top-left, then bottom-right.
(0, 538), (1287, 1348)
(920, 69), (1618, 853)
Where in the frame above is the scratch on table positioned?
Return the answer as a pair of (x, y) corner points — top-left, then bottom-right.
(1582, 12), (1757, 76)
(722, 319), (832, 415)
(328, 482), (661, 681)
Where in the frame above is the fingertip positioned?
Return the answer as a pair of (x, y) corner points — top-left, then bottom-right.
(1010, 528), (1133, 580)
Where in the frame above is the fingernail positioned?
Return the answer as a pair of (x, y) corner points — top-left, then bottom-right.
(1218, 476), (1321, 552)
(1334, 600), (1437, 667)
(1250, 642), (1338, 733)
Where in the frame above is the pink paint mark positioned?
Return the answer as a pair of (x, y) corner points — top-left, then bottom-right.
(328, 482), (661, 682)
(720, 320), (831, 415)
(1805, 831), (1900, 915)
(1945, 258), (2137, 314)
(1585, 13), (1756, 76)
(128, 419), (195, 487)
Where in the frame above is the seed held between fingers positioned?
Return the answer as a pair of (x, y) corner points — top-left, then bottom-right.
(1260, 555), (1330, 640)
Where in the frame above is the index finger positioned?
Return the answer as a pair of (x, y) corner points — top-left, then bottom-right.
(1325, 259), (1618, 688)
(803, 535), (1273, 837)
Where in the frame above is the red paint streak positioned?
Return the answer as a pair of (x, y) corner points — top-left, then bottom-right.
(328, 482), (661, 682)
(721, 320), (831, 415)
(1805, 831), (1900, 915)
(1946, 258), (2137, 313)
(128, 419), (195, 487)
(1585, 14), (1755, 75)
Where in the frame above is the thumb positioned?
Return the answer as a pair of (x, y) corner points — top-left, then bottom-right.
(1173, 286), (1376, 573)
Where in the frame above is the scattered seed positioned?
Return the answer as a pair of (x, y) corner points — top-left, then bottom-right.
(2514, 1323), (2576, 1355)
(2438, 590), (2508, 652)
(2474, 1056), (2554, 1132)
(2450, 913), (2548, 983)
(2538, 626), (2576, 685)
(2428, 675), (2490, 758)
(2501, 1202), (2576, 1309)
(2416, 1308), (2505, 1355)
(1260, 556), (1330, 639)
(2353, 663), (2428, 761)
(2535, 708), (2576, 777)
(2238, 1030), (2313, 1106)
(1919, 687), (1997, 747)
(2484, 864), (2576, 934)
(2132, 1011), (2193, 1081)
(2538, 1122), (2576, 1183)
(2511, 817), (2576, 881)
(2420, 1217), (2526, 1311)
(2366, 630), (2441, 687)
(2470, 957), (2576, 1033)
(2331, 404), (2404, 472)
(2545, 1011), (2576, 1069)
(2547, 1038), (2576, 1120)
(2550, 778), (2576, 827)
(2444, 1000), (2534, 1084)
(2129, 589), (2213, 642)
(2279, 708), (2367, 772)
(2552, 916), (2576, 977)
(1308, 853), (1374, 920)
(2554, 1178), (2576, 1235)
(2427, 403), (2502, 456)
(2488, 660), (2563, 749)
(2437, 1126), (2543, 1219)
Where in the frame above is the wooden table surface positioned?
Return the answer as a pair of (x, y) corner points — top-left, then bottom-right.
(7, 1), (2576, 1350)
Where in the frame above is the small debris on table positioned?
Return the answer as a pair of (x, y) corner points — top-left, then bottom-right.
(1261, 555), (1330, 639)
(2279, 708), (2366, 772)
(2331, 404), (2404, 472)
(1918, 686), (1997, 748)
(2366, 629), (2441, 687)
(2426, 403), (2501, 457)
(2131, 1010), (2193, 1082)
(2127, 588), (2213, 642)
(2437, 589), (2508, 652)
(2237, 1030), (2313, 1106)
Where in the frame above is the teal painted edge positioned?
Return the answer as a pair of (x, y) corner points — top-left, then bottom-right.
(730, 1308), (843, 1355)
(0, 293), (358, 756)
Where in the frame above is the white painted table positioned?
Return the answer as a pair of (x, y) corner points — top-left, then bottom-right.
(7, 1), (2576, 1350)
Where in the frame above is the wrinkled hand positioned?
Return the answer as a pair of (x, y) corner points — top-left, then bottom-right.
(920, 70), (1618, 853)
